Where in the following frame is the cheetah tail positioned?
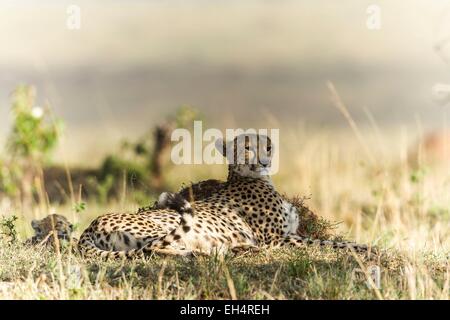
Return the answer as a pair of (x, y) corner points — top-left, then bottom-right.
(156, 192), (194, 216)
(281, 235), (379, 256)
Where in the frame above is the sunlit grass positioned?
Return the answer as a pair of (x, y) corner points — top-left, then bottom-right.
(0, 125), (449, 300)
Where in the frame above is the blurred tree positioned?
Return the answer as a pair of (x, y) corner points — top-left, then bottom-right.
(105, 105), (203, 193)
(150, 105), (202, 191)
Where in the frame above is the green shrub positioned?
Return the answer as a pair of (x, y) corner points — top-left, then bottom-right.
(0, 85), (63, 204)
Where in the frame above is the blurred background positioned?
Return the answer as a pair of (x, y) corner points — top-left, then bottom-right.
(1, 2), (449, 301)
(0, 1), (448, 268)
(1, 0), (450, 165)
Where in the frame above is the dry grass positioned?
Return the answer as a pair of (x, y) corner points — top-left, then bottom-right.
(0, 125), (449, 300)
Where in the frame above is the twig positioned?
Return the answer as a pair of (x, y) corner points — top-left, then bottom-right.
(327, 81), (375, 165)
(223, 263), (237, 300)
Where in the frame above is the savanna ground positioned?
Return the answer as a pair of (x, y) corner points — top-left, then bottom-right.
(0, 117), (449, 300)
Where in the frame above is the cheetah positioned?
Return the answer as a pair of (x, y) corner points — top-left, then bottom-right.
(26, 214), (76, 247)
(78, 133), (374, 259)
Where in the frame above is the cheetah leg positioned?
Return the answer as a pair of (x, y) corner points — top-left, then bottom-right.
(231, 243), (260, 254)
(77, 232), (144, 260)
(150, 246), (194, 257)
(141, 213), (197, 256)
(78, 232), (190, 259)
(269, 234), (308, 248)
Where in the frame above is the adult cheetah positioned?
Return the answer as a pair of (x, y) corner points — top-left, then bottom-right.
(78, 133), (373, 259)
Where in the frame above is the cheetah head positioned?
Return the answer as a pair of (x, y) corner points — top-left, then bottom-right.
(216, 133), (274, 181)
(31, 214), (74, 241)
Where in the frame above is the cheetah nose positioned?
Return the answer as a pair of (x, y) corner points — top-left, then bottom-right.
(258, 159), (270, 167)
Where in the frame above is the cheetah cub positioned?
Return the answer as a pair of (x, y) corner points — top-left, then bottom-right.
(26, 214), (76, 247)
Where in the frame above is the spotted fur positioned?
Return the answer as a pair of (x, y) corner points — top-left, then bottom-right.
(78, 134), (375, 259)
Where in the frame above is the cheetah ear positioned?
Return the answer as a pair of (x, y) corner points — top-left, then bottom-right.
(216, 138), (236, 162)
(31, 220), (38, 230)
(215, 138), (227, 157)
